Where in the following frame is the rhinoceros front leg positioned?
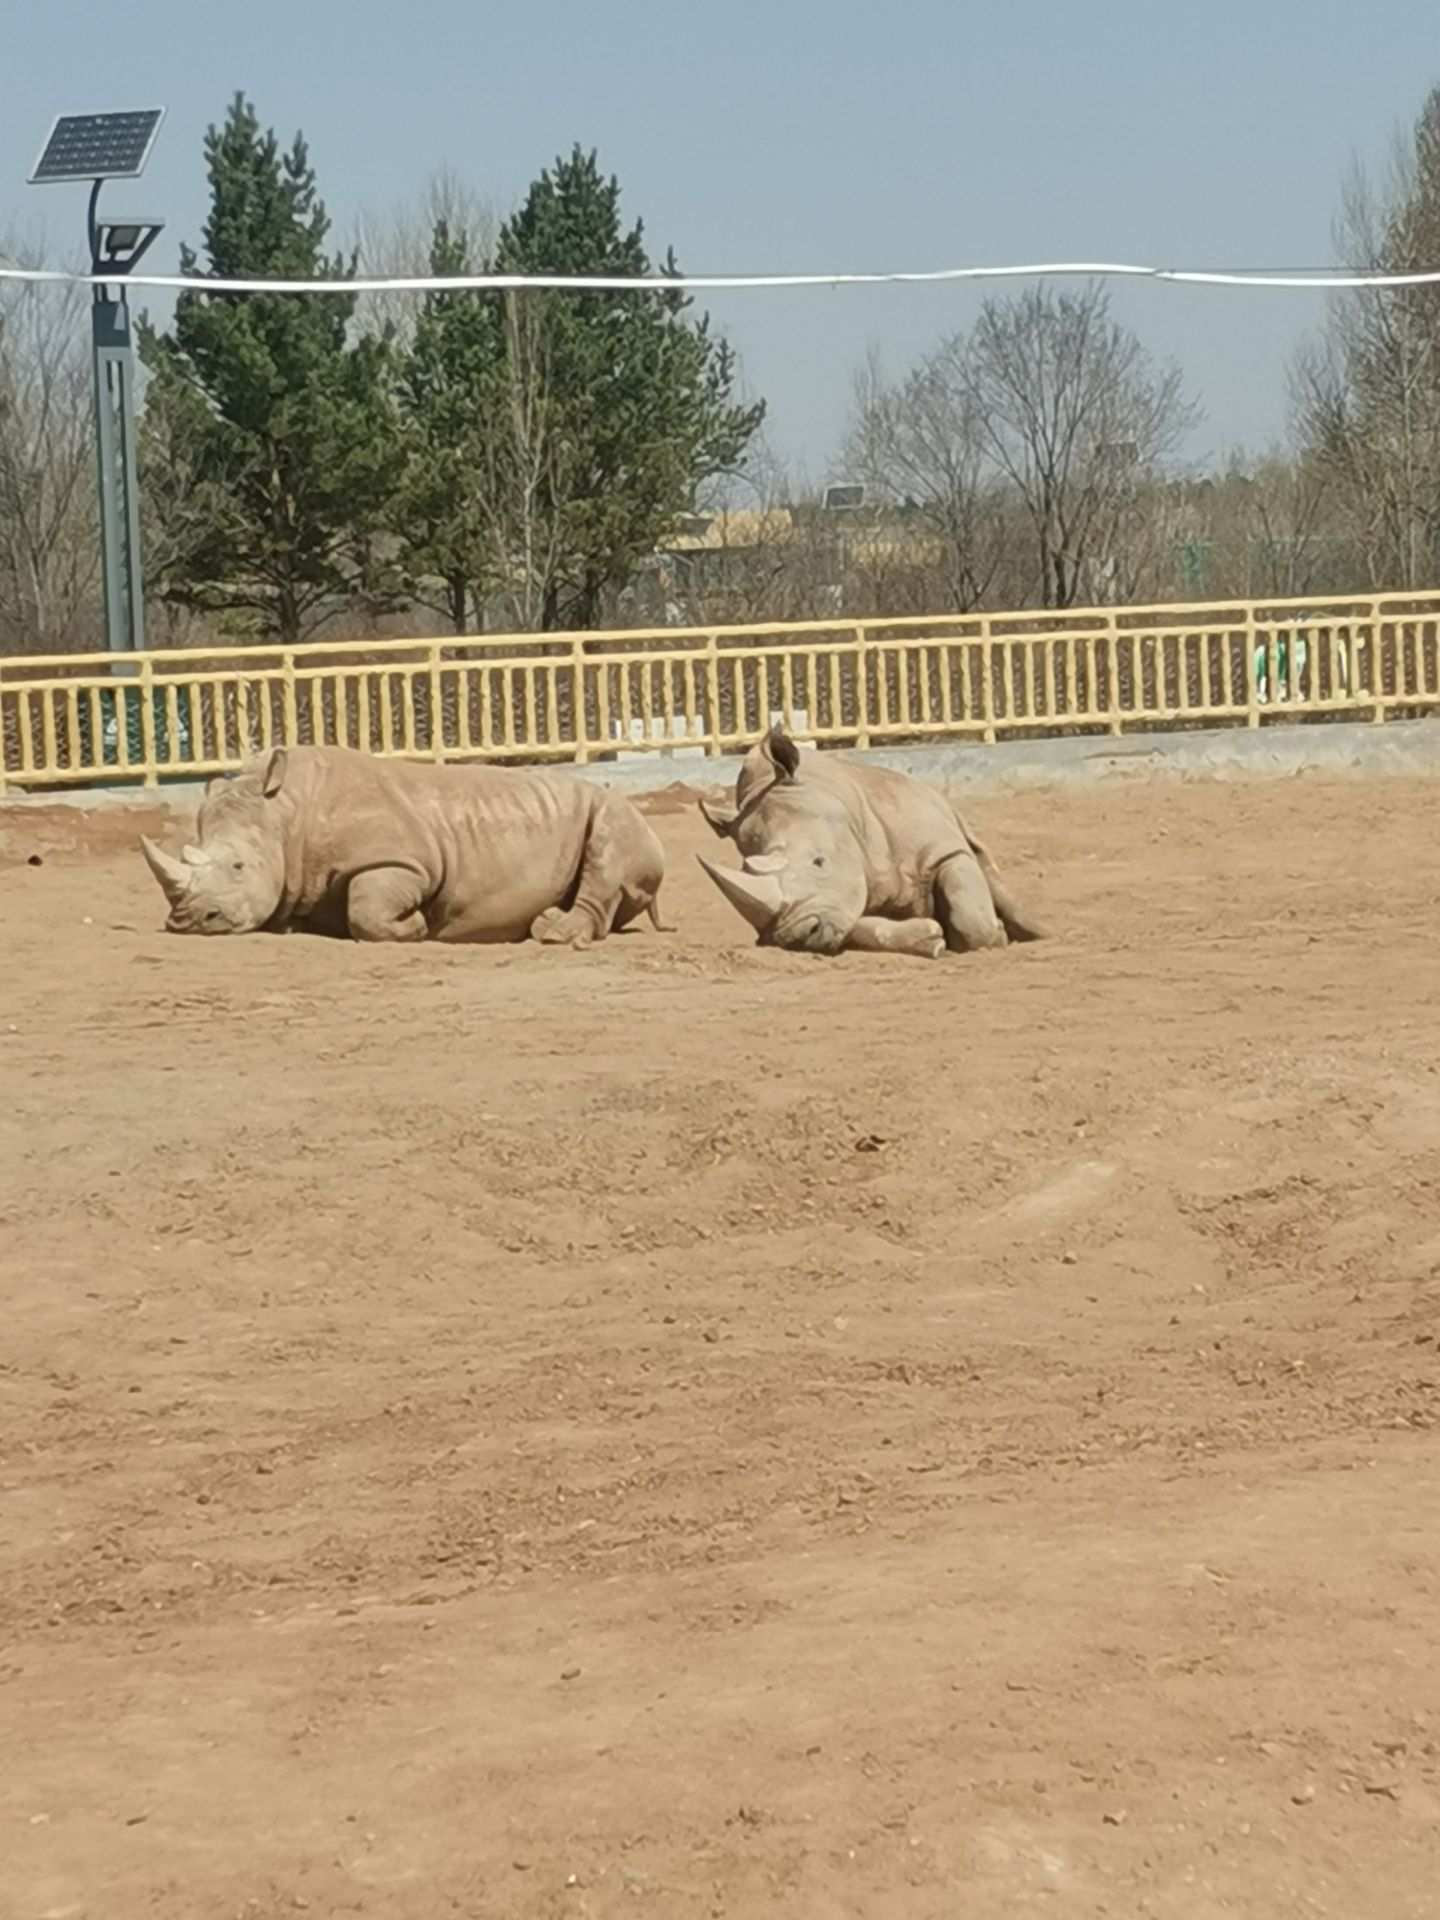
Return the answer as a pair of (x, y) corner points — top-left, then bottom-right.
(346, 867), (429, 942)
(933, 851), (1008, 953)
(844, 915), (946, 959)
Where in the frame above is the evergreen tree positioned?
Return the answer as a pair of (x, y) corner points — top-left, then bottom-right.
(491, 146), (765, 629)
(139, 93), (397, 642)
(392, 219), (501, 632)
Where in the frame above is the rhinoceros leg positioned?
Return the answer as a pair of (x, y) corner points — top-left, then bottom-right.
(844, 915), (946, 959)
(531, 903), (601, 950)
(933, 852), (1008, 953)
(346, 867), (429, 942)
(530, 796), (664, 950)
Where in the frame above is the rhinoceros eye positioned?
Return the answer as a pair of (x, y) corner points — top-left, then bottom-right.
(812, 855), (826, 869)
(232, 860), (245, 873)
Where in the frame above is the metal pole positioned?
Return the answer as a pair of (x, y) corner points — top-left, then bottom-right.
(86, 179), (148, 659)
(115, 290), (147, 653)
(92, 294), (131, 654)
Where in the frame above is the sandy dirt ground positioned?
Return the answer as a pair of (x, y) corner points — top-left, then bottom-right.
(2, 766), (1439, 1919)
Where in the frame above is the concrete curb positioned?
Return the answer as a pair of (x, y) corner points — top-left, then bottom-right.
(4, 718), (1438, 817)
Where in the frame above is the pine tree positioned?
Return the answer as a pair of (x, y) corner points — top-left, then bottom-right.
(139, 93), (397, 642)
(492, 146), (765, 629)
(392, 219), (502, 632)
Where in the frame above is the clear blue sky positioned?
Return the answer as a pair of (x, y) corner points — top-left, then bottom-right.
(5, 0), (1438, 484)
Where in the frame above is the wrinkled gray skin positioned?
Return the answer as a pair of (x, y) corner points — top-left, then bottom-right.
(697, 727), (1044, 958)
(140, 744), (669, 946)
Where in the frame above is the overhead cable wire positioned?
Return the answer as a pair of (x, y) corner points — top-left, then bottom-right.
(3, 257), (1440, 295)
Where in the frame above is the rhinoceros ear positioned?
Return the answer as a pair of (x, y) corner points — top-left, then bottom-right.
(260, 748), (288, 798)
(698, 796), (738, 838)
(764, 726), (801, 783)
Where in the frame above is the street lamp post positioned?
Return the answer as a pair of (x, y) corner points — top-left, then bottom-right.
(28, 109), (167, 657)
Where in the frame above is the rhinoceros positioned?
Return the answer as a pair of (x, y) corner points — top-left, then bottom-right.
(140, 743), (668, 946)
(696, 727), (1043, 958)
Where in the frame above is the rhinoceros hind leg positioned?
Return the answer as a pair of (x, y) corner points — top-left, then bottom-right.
(347, 867), (429, 942)
(536, 795), (663, 949)
(845, 915), (945, 959)
(934, 853), (1008, 953)
(530, 903), (601, 950)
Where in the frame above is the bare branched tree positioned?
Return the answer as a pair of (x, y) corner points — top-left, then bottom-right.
(0, 238), (100, 652)
(965, 282), (1200, 607)
(842, 288), (1197, 613)
(352, 168), (499, 348)
(473, 292), (575, 631)
(845, 345), (1009, 610)
(1294, 91), (1440, 589)
(1233, 450), (1336, 598)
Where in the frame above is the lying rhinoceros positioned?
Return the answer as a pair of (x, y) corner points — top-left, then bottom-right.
(696, 726), (1043, 958)
(141, 744), (668, 946)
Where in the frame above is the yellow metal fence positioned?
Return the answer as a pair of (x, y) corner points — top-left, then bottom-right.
(3, 591), (1440, 792)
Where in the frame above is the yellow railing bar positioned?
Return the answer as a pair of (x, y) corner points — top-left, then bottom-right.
(5, 587), (1440, 791)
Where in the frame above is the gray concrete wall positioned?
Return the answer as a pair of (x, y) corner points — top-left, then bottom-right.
(4, 718), (1439, 818)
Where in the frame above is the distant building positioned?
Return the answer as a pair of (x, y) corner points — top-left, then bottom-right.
(638, 496), (946, 622)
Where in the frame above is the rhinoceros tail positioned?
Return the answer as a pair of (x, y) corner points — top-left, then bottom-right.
(955, 811), (1048, 943)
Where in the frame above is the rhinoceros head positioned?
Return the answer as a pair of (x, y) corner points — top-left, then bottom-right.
(140, 748), (290, 935)
(696, 727), (866, 955)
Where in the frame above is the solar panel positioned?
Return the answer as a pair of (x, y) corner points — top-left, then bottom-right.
(29, 110), (165, 185)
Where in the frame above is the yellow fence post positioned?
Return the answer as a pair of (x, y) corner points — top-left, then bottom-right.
(980, 617), (996, 743)
(282, 652), (298, 747)
(1105, 615), (1122, 736)
(429, 642), (445, 761)
(138, 651), (159, 787)
(853, 625), (870, 749)
(1371, 601), (1385, 724)
(705, 632), (722, 756)
(572, 634), (590, 764)
(1245, 616), (1261, 728)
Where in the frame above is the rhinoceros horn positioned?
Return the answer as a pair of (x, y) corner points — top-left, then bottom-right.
(697, 854), (783, 933)
(140, 834), (193, 907)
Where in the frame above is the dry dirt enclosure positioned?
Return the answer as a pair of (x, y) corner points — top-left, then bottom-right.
(2, 768), (1440, 1919)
